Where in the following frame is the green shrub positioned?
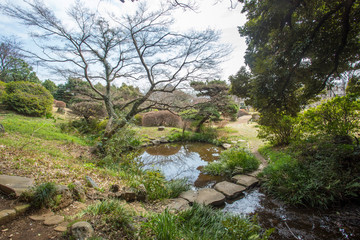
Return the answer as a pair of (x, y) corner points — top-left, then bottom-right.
(297, 94), (360, 140)
(257, 111), (297, 146)
(203, 147), (260, 176)
(3, 81), (53, 116)
(133, 114), (143, 126)
(104, 125), (141, 158)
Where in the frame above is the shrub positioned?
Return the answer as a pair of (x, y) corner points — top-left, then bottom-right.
(54, 100), (66, 108)
(133, 113), (143, 126)
(257, 111), (297, 146)
(297, 94), (360, 140)
(203, 147), (260, 176)
(104, 126), (141, 158)
(70, 101), (106, 122)
(142, 110), (183, 127)
(3, 81), (53, 116)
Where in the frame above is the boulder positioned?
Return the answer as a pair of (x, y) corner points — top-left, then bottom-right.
(214, 181), (245, 199)
(85, 176), (99, 188)
(194, 188), (225, 206)
(151, 139), (160, 145)
(179, 190), (198, 203)
(166, 198), (190, 212)
(231, 175), (259, 188)
(0, 175), (34, 197)
(71, 221), (94, 240)
(158, 126), (165, 131)
(54, 185), (73, 210)
(160, 137), (168, 143)
(71, 181), (86, 202)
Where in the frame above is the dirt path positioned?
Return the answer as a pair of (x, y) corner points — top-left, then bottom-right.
(225, 116), (268, 172)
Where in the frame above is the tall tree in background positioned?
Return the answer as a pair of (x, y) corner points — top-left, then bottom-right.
(2, 1), (228, 142)
(235, 0), (360, 115)
(0, 37), (40, 83)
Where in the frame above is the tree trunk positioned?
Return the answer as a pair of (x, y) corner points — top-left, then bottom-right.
(195, 116), (209, 133)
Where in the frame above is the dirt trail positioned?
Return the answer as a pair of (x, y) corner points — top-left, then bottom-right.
(225, 115), (268, 172)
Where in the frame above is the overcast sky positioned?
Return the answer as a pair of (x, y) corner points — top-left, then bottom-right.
(0, 0), (247, 84)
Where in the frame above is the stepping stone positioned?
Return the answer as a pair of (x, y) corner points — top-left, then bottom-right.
(194, 188), (225, 206)
(166, 198), (190, 212)
(179, 190), (198, 203)
(231, 175), (259, 188)
(54, 222), (68, 232)
(0, 209), (16, 225)
(0, 175), (34, 197)
(44, 215), (64, 226)
(222, 143), (231, 149)
(158, 126), (165, 131)
(29, 211), (54, 221)
(14, 204), (31, 214)
(214, 181), (246, 199)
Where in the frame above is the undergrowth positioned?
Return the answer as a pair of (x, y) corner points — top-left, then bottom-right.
(140, 203), (273, 240)
(203, 147), (260, 176)
(259, 144), (360, 208)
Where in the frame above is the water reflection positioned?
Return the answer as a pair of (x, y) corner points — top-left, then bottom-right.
(138, 143), (225, 188)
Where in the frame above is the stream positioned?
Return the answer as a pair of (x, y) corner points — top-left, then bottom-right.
(138, 143), (360, 239)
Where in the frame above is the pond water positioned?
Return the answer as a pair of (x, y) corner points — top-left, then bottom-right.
(138, 143), (226, 188)
(138, 143), (360, 239)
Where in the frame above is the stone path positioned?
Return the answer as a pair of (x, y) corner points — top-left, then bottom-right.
(167, 174), (259, 211)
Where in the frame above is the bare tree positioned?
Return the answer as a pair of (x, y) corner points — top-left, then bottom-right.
(2, 0), (229, 140)
(0, 36), (23, 81)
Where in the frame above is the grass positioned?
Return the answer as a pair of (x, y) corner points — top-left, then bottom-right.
(0, 113), (88, 145)
(203, 147), (260, 176)
(141, 203), (273, 240)
(79, 199), (135, 238)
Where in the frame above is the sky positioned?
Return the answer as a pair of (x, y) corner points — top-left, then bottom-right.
(0, 0), (247, 85)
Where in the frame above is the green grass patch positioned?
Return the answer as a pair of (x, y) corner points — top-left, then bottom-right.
(0, 113), (88, 145)
(203, 147), (260, 176)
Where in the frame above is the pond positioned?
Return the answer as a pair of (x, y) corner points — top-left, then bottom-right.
(138, 143), (226, 188)
(138, 143), (360, 239)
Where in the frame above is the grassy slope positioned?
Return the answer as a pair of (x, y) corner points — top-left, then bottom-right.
(0, 112), (122, 188)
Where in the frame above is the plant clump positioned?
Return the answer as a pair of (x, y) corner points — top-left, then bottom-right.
(3, 81), (53, 117)
(203, 147), (260, 176)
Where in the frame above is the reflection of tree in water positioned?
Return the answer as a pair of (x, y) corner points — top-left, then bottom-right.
(145, 144), (181, 156)
(139, 143), (222, 186)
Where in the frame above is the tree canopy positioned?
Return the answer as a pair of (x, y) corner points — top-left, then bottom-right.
(234, 0), (360, 115)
